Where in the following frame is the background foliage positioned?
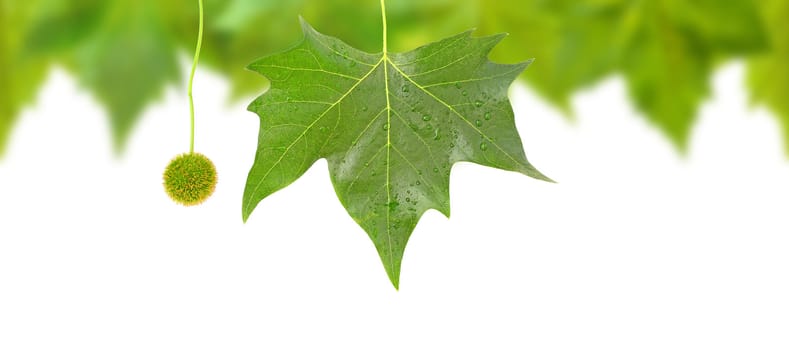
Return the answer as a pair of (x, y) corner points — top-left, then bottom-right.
(0, 0), (786, 155)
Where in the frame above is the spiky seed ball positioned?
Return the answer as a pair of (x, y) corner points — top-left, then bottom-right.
(163, 153), (217, 206)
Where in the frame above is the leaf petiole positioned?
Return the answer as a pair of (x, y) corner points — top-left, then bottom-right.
(380, 0), (388, 55)
(188, 0), (204, 153)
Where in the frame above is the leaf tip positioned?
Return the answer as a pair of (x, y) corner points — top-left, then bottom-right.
(520, 162), (555, 184)
(298, 16), (316, 35)
(437, 204), (451, 219)
(390, 275), (400, 291)
(241, 200), (256, 223)
(383, 258), (402, 290)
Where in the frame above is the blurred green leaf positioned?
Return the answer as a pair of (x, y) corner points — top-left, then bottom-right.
(478, 0), (767, 150)
(0, 0), (49, 156)
(243, 20), (548, 287)
(1, 0), (778, 155)
(24, 0), (183, 151)
(74, 1), (181, 150)
(748, 0), (789, 153)
(478, 1), (624, 110)
(622, 0), (766, 150)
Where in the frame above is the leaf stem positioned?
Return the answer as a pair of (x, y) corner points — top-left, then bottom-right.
(188, 0), (204, 153)
(380, 0), (388, 55)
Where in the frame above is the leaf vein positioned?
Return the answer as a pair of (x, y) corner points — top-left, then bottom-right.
(245, 58), (384, 210)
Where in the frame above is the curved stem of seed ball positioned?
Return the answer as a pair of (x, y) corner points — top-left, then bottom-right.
(188, 0), (204, 154)
(380, 0), (388, 54)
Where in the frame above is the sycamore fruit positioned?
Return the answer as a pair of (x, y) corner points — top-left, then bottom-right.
(163, 153), (217, 206)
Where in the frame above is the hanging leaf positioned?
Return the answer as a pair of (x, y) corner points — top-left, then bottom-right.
(748, 0), (789, 153)
(479, 0), (767, 150)
(18, 0), (226, 152)
(4, 0), (777, 156)
(0, 0), (49, 156)
(244, 18), (550, 288)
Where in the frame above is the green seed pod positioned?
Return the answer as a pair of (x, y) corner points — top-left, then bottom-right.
(163, 153), (217, 206)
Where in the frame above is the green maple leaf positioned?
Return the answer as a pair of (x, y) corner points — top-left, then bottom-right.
(243, 17), (550, 288)
(748, 0), (789, 153)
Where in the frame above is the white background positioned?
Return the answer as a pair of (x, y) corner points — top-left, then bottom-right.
(1, 61), (788, 349)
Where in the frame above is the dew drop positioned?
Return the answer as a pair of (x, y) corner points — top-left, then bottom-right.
(362, 106), (369, 112)
(475, 100), (484, 107)
(383, 123), (390, 131)
(455, 83), (462, 89)
(480, 142), (489, 151)
(462, 90), (468, 96)
(349, 60), (357, 67)
(402, 85), (410, 93)
(364, 162), (369, 167)
(433, 167), (439, 173)
(426, 124), (433, 130)
(319, 126), (328, 133)
(416, 181), (421, 185)
(449, 143), (455, 148)
(422, 114), (432, 122)
(484, 112), (491, 120)
(475, 120), (483, 127)
(433, 129), (441, 141)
